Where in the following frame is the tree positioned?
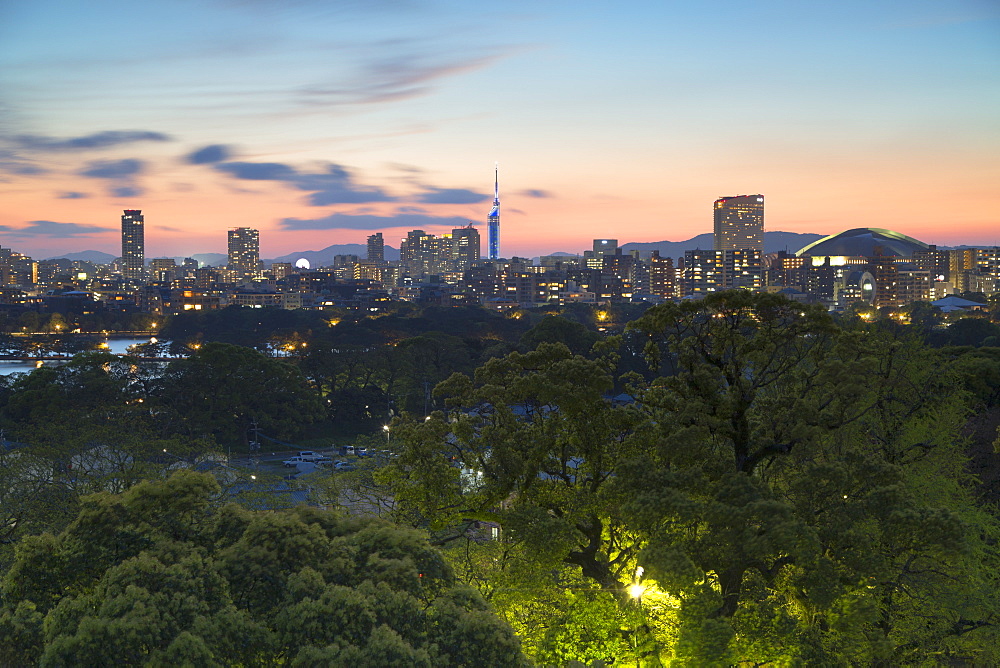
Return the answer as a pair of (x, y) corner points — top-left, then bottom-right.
(381, 341), (658, 662)
(157, 342), (324, 447)
(384, 291), (1000, 664)
(619, 291), (1000, 664)
(0, 471), (529, 666)
(929, 316), (1000, 347)
(519, 315), (600, 356)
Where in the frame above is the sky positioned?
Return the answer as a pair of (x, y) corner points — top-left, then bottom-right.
(0, 0), (998, 261)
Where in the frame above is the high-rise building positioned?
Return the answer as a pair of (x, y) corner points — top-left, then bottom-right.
(367, 232), (385, 263)
(714, 195), (764, 253)
(593, 239), (619, 256)
(400, 230), (442, 276)
(487, 165), (500, 260)
(228, 227), (260, 278)
(452, 225), (481, 271)
(683, 250), (726, 296)
(723, 248), (763, 290)
(649, 251), (677, 299)
(150, 258), (178, 283)
(121, 209), (145, 283)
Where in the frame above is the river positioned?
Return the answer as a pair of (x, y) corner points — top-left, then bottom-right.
(0, 337), (171, 376)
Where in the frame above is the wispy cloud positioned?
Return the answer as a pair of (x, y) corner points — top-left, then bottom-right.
(185, 144), (233, 164)
(14, 130), (170, 152)
(297, 50), (504, 107)
(0, 149), (47, 175)
(214, 160), (395, 205)
(519, 189), (553, 198)
(77, 158), (145, 197)
(280, 212), (474, 231)
(111, 185), (144, 198)
(58, 191), (90, 199)
(415, 187), (487, 204)
(214, 161), (296, 180)
(79, 159), (144, 179)
(0, 220), (110, 237)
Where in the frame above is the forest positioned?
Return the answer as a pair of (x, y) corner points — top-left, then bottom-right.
(1, 292), (999, 665)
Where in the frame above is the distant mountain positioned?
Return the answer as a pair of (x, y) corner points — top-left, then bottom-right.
(621, 231), (825, 260)
(43, 250), (117, 264)
(190, 253), (227, 267)
(267, 243), (400, 267)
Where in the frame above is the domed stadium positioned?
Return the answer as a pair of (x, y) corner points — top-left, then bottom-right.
(795, 228), (929, 259)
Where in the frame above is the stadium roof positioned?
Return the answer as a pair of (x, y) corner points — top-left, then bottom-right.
(795, 228), (929, 258)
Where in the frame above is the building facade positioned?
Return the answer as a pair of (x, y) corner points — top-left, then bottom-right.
(367, 232), (385, 263)
(714, 195), (764, 253)
(451, 225), (481, 271)
(227, 227), (260, 279)
(121, 209), (145, 283)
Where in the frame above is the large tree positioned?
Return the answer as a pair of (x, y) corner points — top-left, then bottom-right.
(380, 340), (656, 661)
(384, 291), (1000, 664)
(0, 470), (528, 666)
(620, 291), (1000, 664)
(157, 342), (323, 447)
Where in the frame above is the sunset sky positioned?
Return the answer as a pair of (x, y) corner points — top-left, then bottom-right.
(1, 0), (998, 261)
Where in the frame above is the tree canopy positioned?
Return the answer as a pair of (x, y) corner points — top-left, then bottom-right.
(0, 470), (528, 667)
(379, 291), (1000, 665)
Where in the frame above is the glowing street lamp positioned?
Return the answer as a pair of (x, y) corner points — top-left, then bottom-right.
(383, 424), (390, 444)
(629, 566), (646, 600)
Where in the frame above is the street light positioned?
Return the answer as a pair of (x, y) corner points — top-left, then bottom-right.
(629, 566), (646, 600)
(383, 424), (390, 444)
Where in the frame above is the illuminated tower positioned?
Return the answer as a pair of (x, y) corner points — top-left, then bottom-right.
(121, 209), (145, 282)
(714, 194), (764, 253)
(487, 164), (500, 260)
(228, 227), (260, 278)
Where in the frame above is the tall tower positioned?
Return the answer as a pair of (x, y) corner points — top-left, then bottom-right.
(714, 195), (764, 253)
(487, 164), (500, 260)
(228, 227), (260, 278)
(367, 232), (385, 263)
(121, 209), (145, 283)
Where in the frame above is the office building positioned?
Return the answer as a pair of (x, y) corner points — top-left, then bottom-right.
(228, 227), (260, 278)
(121, 209), (145, 282)
(150, 258), (178, 283)
(649, 251), (677, 299)
(723, 248), (763, 290)
(487, 165), (500, 260)
(714, 195), (764, 253)
(367, 232), (385, 263)
(452, 224), (481, 271)
(684, 250), (726, 296)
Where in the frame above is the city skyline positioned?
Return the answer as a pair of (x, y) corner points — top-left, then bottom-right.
(1, 1), (998, 260)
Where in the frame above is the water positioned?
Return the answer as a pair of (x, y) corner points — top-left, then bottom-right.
(0, 337), (171, 376)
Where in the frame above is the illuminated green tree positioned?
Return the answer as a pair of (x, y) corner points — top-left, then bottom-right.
(621, 291), (1000, 664)
(381, 341), (661, 662)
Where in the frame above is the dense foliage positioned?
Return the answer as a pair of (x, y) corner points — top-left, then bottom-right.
(378, 292), (1000, 664)
(0, 471), (528, 666)
(1, 293), (998, 665)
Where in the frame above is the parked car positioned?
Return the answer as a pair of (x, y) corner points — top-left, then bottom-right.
(281, 453), (333, 467)
(334, 460), (354, 471)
